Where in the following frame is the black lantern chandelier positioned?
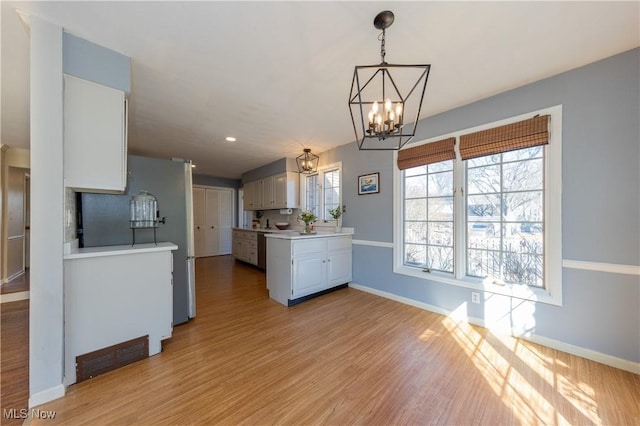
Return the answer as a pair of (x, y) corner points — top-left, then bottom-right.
(349, 11), (431, 150)
(296, 148), (319, 174)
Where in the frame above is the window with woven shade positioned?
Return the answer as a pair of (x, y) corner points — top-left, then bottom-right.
(397, 137), (456, 170)
(459, 115), (550, 160)
(394, 106), (563, 306)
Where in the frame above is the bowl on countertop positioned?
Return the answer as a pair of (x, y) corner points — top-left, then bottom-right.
(275, 222), (290, 230)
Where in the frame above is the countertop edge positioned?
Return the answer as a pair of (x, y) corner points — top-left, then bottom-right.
(233, 227), (280, 233)
(64, 242), (179, 260)
(264, 232), (353, 240)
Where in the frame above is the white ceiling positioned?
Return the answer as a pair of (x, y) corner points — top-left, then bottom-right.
(2, 1), (639, 179)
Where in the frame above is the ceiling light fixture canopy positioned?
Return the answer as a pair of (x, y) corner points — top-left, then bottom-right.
(349, 10), (431, 150)
(296, 148), (319, 174)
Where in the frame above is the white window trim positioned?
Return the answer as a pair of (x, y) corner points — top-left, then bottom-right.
(300, 161), (342, 229)
(393, 105), (563, 306)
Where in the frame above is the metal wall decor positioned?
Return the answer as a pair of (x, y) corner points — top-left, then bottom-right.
(349, 10), (431, 150)
(296, 148), (319, 174)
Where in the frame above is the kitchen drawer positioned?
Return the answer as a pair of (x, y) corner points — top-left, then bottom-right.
(233, 230), (257, 241)
(328, 236), (352, 251)
(293, 239), (326, 256)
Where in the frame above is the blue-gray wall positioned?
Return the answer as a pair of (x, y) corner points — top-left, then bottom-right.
(241, 157), (299, 184)
(323, 48), (640, 364)
(193, 174), (240, 188)
(63, 32), (130, 92)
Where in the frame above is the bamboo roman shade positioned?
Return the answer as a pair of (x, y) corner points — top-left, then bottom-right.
(397, 137), (456, 170)
(459, 115), (550, 160)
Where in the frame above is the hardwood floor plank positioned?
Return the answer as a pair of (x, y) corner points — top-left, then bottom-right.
(1, 299), (30, 426)
(22, 255), (640, 425)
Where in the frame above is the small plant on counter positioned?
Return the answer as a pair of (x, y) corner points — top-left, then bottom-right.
(328, 206), (343, 232)
(328, 206), (342, 220)
(298, 211), (317, 234)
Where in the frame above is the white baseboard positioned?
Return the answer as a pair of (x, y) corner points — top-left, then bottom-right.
(0, 291), (29, 303)
(349, 282), (640, 375)
(28, 384), (65, 408)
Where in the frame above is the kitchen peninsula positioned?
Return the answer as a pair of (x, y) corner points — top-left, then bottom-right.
(265, 232), (352, 306)
(63, 242), (177, 385)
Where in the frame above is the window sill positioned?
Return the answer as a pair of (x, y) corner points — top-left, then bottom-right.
(393, 264), (562, 306)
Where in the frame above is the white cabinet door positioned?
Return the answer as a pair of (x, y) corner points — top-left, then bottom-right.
(328, 249), (352, 286)
(262, 176), (275, 209)
(252, 181), (263, 210)
(245, 181), (259, 210)
(274, 173), (287, 208)
(64, 74), (127, 193)
(327, 236), (352, 286)
(293, 254), (326, 298)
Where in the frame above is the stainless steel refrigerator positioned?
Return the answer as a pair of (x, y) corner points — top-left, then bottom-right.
(79, 155), (195, 325)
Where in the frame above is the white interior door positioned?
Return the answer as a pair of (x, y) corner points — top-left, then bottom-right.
(217, 189), (233, 254)
(192, 187), (205, 258)
(193, 186), (234, 257)
(204, 189), (220, 257)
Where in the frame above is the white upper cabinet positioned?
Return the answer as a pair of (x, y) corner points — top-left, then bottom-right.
(244, 172), (298, 211)
(262, 175), (275, 208)
(64, 74), (128, 193)
(273, 172), (298, 209)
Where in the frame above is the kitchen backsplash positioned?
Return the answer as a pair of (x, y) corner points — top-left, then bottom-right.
(249, 208), (340, 231)
(251, 208), (303, 230)
(64, 188), (77, 243)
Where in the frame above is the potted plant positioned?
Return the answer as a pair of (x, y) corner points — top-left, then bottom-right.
(328, 206), (342, 232)
(253, 210), (263, 229)
(298, 211), (317, 234)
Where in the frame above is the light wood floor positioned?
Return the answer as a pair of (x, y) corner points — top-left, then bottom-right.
(1, 299), (29, 426)
(21, 256), (640, 425)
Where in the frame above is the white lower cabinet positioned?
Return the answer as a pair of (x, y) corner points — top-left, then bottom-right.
(267, 234), (352, 306)
(232, 229), (258, 265)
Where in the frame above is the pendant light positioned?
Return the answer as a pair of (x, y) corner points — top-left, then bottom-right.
(296, 148), (319, 174)
(348, 10), (431, 150)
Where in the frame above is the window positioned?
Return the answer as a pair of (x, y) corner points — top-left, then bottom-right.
(404, 160), (454, 272)
(394, 106), (562, 305)
(302, 162), (342, 223)
(465, 147), (544, 287)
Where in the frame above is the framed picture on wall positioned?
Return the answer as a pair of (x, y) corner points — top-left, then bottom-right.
(358, 172), (380, 195)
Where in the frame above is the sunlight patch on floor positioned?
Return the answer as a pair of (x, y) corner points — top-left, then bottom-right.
(440, 303), (604, 425)
(442, 313), (569, 425)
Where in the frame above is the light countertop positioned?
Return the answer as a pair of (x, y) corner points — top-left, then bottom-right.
(264, 231), (353, 240)
(233, 227), (280, 233)
(64, 242), (178, 260)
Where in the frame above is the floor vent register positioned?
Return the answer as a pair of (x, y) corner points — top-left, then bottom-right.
(76, 335), (149, 382)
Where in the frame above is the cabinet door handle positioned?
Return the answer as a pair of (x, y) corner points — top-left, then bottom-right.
(211, 226), (215, 229)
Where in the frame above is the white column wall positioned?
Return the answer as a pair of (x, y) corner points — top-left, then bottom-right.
(28, 16), (65, 406)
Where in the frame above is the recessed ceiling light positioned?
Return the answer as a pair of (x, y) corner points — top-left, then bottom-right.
(225, 136), (236, 142)
(191, 164), (196, 168)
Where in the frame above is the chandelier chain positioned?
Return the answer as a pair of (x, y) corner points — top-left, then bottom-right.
(379, 29), (386, 64)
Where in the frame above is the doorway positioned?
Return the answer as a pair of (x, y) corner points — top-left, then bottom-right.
(192, 186), (234, 258)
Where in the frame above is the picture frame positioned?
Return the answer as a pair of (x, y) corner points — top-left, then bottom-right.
(358, 172), (380, 195)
